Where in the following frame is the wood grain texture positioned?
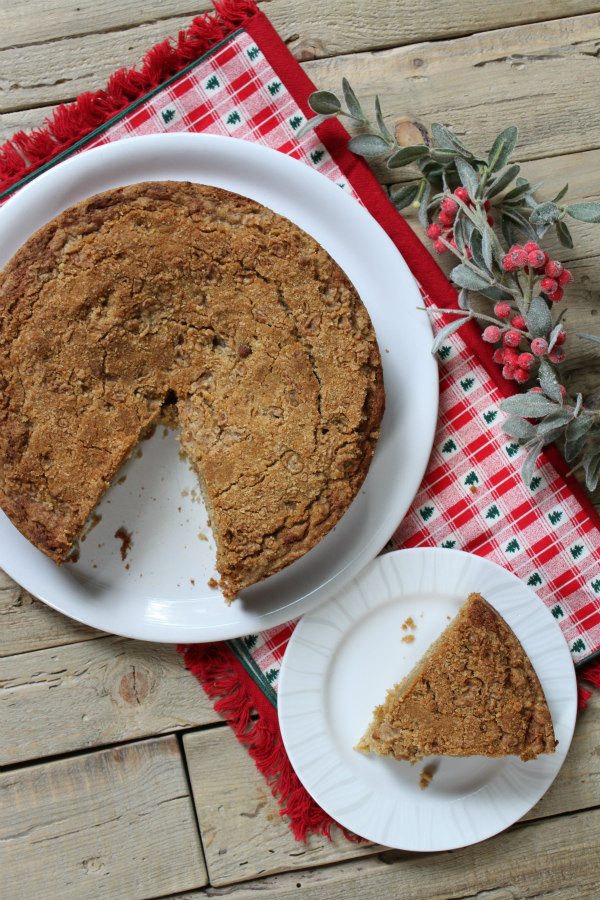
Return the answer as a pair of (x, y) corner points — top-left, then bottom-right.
(0, 636), (219, 765)
(0, 736), (207, 900)
(3, 0), (599, 56)
(164, 807), (600, 899)
(0, 567), (102, 656)
(183, 727), (380, 886)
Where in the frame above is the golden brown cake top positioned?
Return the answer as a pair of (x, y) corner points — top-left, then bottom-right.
(0, 182), (384, 598)
(358, 593), (556, 762)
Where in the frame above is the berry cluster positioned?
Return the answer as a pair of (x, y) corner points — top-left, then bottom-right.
(482, 300), (567, 383)
(500, 242), (572, 303)
(425, 187), (491, 255)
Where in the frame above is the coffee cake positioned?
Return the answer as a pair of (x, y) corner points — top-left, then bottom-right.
(357, 593), (556, 762)
(0, 182), (384, 600)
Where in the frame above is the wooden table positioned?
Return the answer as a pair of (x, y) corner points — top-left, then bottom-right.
(2, 3), (600, 898)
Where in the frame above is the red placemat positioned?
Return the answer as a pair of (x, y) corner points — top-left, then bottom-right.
(1, 0), (599, 842)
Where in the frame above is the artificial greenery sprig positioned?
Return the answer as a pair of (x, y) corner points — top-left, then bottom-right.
(300, 82), (600, 491)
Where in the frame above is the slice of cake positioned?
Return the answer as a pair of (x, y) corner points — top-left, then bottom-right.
(357, 593), (556, 763)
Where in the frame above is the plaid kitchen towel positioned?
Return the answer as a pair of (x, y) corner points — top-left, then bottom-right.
(2, 0), (599, 841)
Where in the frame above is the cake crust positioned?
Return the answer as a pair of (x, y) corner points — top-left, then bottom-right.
(0, 181), (384, 599)
(357, 593), (556, 762)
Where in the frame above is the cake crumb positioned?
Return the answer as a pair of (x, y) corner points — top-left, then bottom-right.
(198, 532), (208, 542)
(135, 448), (143, 459)
(163, 427), (169, 438)
(181, 488), (189, 497)
(401, 634), (415, 644)
(190, 578), (195, 586)
(66, 545), (80, 563)
(117, 475), (127, 485)
(419, 763), (438, 790)
(114, 526), (133, 561)
(401, 616), (416, 632)
(208, 577), (218, 589)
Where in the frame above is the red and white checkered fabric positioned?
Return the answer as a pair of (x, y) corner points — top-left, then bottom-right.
(9, 27), (600, 685)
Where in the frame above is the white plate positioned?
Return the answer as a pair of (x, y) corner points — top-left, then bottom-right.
(278, 548), (577, 850)
(0, 133), (438, 642)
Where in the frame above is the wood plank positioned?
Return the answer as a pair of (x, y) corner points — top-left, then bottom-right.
(0, 9), (600, 127)
(166, 807), (600, 899)
(305, 14), (600, 166)
(0, 567), (102, 656)
(3, 0), (599, 57)
(183, 727), (381, 886)
(0, 736), (207, 899)
(0, 636), (219, 765)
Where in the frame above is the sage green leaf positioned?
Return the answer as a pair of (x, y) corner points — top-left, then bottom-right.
(503, 178), (532, 203)
(457, 288), (469, 310)
(502, 417), (536, 440)
(455, 158), (479, 195)
(527, 296), (552, 339)
(308, 90), (341, 115)
(486, 164), (520, 199)
(487, 126), (518, 172)
(565, 414), (594, 461)
(375, 96), (393, 143)
(431, 316), (469, 353)
(478, 285), (514, 302)
(522, 439), (543, 487)
(575, 332), (600, 346)
(295, 113), (330, 138)
(430, 148), (461, 165)
(501, 208), (537, 241)
(450, 263), (492, 291)
(538, 358), (563, 404)
(501, 214), (516, 246)
(556, 220), (574, 248)
(530, 201), (561, 226)
(552, 183), (569, 203)
(431, 123), (471, 154)
(481, 228), (493, 271)
(574, 393), (583, 417)
(547, 323), (564, 353)
(501, 394), (559, 418)
(390, 182), (420, 210)
(565, 202), (600, 223)
(417, 181), (432, 227)
(453, 214), (466, 255)
(387, 145), (429, 168)
(583, 447), (600, 492)
(469, 231), (486, 271)
(342, 78), (365, 122)
(536, 410), (573, 434)
(348, 133), (390, 158)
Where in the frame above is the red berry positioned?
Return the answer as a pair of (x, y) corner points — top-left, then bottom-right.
(494, 302), (511, 319)
(502, 364), (516, 381)
(511, 315), (526, 330)
(555, 330), (567, 346)
(517, 352), (535, 370)
(559, 384), (567, 400)
(545, 260), (564, 278)
(441, 197), (459, 216)
(493, 348), (506, 364)
(483, 325), (501, 343)
(507, 245), (528, 268)
(439, 211), (455, 227)
(523, 241), (540, 254)
(529, 387), (544, 393)
(531, 338), (548, 357)
(503, 329), (521, 348)
(527, 249), (547, 269)
(433, 239), (447, 254)
(483, 200), (491, 211)
(540, 277), (558, 294)
(501, 254), (518, 272)
(487, 215), (494, 226)
(558, 269), (573, 286)
(454, 187), (470, 203)
(503, 348), (520, 366)
(514, 367), (529, 384)
(465, 246), (472, 259)
(549, 347), (565, 364)
(426, 223), (442, 239)
(547, 287), (564, 303)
